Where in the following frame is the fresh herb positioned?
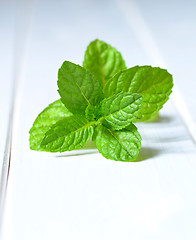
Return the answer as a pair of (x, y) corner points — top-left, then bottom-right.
(29, 39), (173, 161)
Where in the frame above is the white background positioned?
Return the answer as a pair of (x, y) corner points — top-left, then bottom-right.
(1, 0), (196, 239)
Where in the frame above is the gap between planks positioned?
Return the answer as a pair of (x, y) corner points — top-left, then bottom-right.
(0, 0), (35, 233)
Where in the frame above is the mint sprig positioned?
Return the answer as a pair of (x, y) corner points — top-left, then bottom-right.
(29, 39), (173, 161)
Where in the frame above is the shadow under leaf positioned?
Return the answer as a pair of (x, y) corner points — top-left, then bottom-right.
(146, 115), (173, 124)
(133, 147), (162, 162)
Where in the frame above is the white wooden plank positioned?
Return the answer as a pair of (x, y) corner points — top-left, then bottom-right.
(0, 0), (17, 219)
(0, 0), (15, 180)
(0, 0), (36, 232)
(3, 105), (196, 240)
(1, 0), (196, 239)
(119, 0), (196, 136)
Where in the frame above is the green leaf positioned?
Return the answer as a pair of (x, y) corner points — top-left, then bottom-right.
(100, 92), (143, 130)
(58, 61), (103, 115)
(29, 100), (72, 151)
(93, 124), (141, 162)
(83, 39), (127, 88)
(104, 66), (173, 121)
(41, 115), (94, 152)
(85, 105), (101, 121)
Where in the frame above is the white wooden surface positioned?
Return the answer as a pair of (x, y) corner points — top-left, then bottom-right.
(1, 0), (196, 239)
(0, 0), (15, 179)
(0, 0), (17, 214)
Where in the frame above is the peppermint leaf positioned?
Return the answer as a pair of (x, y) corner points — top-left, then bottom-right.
(29, 100), (72, 151)
(58, 61), (103, 115)
(83, 39), (126, 88)
(104, 66), (173, 121)
(85, 105), (102, 121)
(41, 115), (94, 152)
(93, 124), (141, 161)
(100, 92), (143, 130)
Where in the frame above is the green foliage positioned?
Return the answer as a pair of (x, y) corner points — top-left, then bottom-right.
(58, 61), (103, 115)
(83, 39), (126, 88)
(104, 66), (173, 121)
(41, 115), (94, 152)
(29, 100), (72, 151)
(99, 92), (143, 130)
(85, 105), (101, 121)
(93, 124), (141, 162)
(29, 39), (173, 162)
